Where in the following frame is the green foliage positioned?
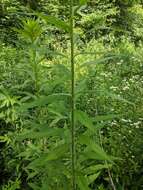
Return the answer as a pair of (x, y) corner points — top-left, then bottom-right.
(2, 179), (20, 190)
(0, 1), (143, 190)
(0, 88), (19, 123)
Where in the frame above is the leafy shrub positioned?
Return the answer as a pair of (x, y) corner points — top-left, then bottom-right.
(0, 1), (143, 190)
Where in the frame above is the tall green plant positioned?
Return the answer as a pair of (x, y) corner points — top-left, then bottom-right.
(1, 1), (122, 190)
(70, 0), (76, 189)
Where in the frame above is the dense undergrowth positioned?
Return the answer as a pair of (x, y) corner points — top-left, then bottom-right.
(0, 0), (143, 190)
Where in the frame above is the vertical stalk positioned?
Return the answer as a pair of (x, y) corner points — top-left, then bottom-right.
(31, 46), (38, 95)
(99, 132), (116, 190)
(70, 0), (76, 189)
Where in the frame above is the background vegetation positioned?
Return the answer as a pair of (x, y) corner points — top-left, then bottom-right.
(0, 0), (143, 189)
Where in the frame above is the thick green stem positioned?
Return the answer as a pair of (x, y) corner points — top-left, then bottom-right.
(70, 0), (76, 189)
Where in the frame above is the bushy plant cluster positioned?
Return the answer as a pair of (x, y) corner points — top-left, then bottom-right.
(0, 0), (143, 190)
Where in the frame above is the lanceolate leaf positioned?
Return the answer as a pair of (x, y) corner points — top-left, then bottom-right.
(28, 183), (39, 190)
(84, 164), (112, 175)
(79, 135), (112, 161)
(87, 172), (101, 185)
(16, 127), (67, 141)
(75, 110), (94, 131)
(37, 13), (70, 32)
(17, 93), (71, 112)
(27, 143), (69, 168)
(93, 114), (122, 122)
(81, 56), (117, 67)
(75, 110), (120, 130)
(81, 54), (129, 67)
(105, 92), (135, 106)
(77, 175), (90, 190)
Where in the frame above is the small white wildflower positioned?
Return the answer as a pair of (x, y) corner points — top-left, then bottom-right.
(121, 119), (128, 122)
(129, 130), (132, 133)
(111, 122), (117, 126)
(110, 86), (118, 89)
(134, 121), (141, 128)
(116, 62), (122, 65)
(122, 86), (130, 91)
(100, 72), (109, 77)
(129, 78), (135, 83)
(125, 81), (130, 86)
(100, 130), (104, 134)
(110, 86), (118, 91)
